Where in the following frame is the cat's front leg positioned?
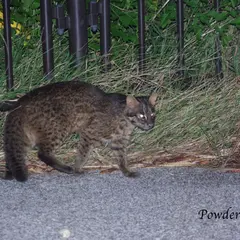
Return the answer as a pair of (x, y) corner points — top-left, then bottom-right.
(110, 139), (139, 178)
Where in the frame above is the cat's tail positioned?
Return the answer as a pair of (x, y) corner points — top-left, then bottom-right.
(0, 99), (20, 112)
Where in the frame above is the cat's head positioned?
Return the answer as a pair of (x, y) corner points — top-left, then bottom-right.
(125, 93), (158, 131)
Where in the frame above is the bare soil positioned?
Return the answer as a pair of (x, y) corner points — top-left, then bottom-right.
(1, 140), (240, 177)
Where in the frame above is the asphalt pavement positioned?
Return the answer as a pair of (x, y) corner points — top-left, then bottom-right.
(0, 167), (240, 240)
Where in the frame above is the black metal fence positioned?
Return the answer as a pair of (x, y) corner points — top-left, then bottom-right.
(2, 0), (223, 91)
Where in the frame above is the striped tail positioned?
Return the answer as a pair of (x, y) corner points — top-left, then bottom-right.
(0, 99), (20, 112)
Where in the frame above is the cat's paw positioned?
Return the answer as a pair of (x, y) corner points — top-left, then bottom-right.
(124, 171), (140, 178)
(14, 169), (28, 182)
(62, 166), (75, 174)
(74, 168), (85, 175)
(4, 171), (14, 180)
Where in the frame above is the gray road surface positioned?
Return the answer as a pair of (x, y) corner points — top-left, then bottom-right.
(0, 167), (240, 240)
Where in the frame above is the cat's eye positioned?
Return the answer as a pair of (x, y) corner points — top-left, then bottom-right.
(138, 114), (145, 119)
(151, 113), (156, 118)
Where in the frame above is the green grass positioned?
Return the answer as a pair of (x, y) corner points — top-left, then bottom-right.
(0, 26), (240, 162)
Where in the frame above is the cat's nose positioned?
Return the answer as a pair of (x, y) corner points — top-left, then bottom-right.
(147, 123), (154, 130)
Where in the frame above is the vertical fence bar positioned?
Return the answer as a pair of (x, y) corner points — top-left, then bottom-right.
(40, 0), (54, 79)
(176, 0), (184, 77)
(99, 0), (111, 72)
(67, 0), (88, 67)
(3, 0), (14, 90)
(214, 0), (223, 79)
(138, 0), (145, 72)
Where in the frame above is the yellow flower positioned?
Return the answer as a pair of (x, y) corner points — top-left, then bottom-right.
(0, 11), (22, 34)
(11, 21), (22, 34)
(0, 11), (31, 41)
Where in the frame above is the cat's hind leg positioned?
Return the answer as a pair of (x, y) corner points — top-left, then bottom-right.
(4, 115), (29, 182)
(36, 123), (74, 174)
(4, 141), (28, 182)
(37, 143), (74, 174)
(74, 134), (92, 173)
(4, 162), (14, 180)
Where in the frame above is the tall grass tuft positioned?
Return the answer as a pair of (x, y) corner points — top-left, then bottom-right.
(0, 28), (240, 161)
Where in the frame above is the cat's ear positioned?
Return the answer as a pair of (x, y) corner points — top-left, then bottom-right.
(149, 93), (158, 106)
(126, 96), (139, 109)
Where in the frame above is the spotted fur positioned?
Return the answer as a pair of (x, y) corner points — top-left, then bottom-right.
(3, 79), (157, 182)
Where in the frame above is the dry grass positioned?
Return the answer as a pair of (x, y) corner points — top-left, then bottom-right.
(0, 30), (240, 175)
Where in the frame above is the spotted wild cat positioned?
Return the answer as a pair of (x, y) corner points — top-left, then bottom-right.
(1, 79), (157, 182)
